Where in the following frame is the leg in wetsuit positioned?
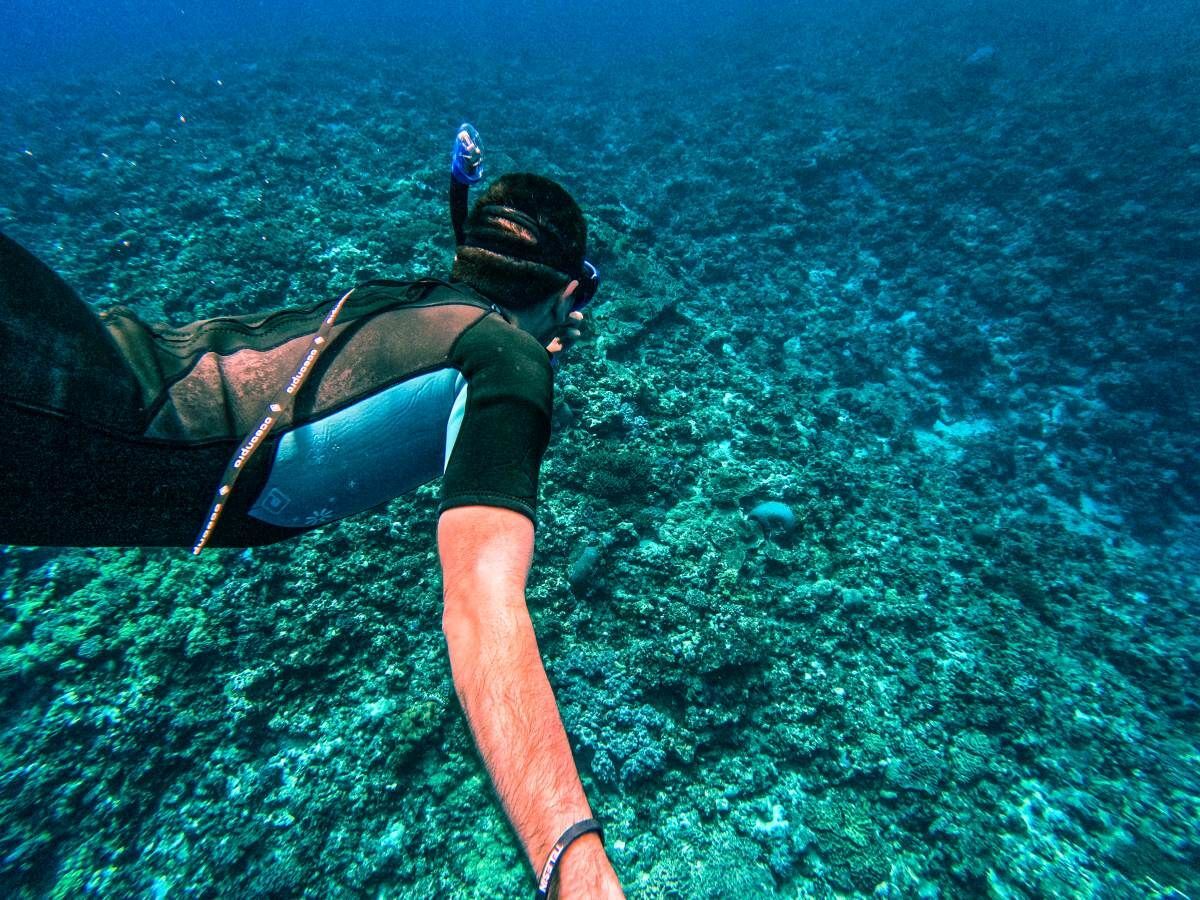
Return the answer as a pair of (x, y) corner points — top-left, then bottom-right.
(0, 232), (299, 547)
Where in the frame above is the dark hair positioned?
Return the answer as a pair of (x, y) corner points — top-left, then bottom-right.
(451, 173), (587, 309)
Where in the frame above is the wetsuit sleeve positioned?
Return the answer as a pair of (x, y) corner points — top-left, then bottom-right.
(439, 315), (553, 523)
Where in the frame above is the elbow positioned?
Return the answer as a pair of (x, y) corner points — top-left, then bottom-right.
(441, 598), (478, 646)
(441, 579), (537, 670)
(441, 567), (531, 637)
(441, 592), (529, 647)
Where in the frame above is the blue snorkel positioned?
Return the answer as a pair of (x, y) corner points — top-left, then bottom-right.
(450, 124), (482, 248)
(451, 123), (483, 185)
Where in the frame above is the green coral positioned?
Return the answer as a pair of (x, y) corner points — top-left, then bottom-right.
(800, 791), (892, 892)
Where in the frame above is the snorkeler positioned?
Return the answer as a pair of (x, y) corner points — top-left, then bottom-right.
(0, 125), (623, 899)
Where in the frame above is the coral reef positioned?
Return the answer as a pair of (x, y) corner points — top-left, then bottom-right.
(1, 1), (1197, 896)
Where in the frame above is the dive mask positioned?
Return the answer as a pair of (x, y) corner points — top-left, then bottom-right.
(571, 260), (600, 312)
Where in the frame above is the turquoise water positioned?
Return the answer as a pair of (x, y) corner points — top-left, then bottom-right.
(2, 1), (1198, 895)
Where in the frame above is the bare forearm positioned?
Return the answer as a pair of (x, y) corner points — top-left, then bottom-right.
(443, 602), (591, 870)
(436, 507), (622, 897)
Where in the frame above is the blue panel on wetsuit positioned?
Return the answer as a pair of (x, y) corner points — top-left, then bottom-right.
(248, 368), (467, 528)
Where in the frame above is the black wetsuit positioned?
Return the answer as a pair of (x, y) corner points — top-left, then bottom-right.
(0, 232), (553, 548)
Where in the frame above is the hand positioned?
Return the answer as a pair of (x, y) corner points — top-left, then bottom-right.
(546, 279), (585, 357)
(552, 834), (625, 900)
(546, 310), (585, 356)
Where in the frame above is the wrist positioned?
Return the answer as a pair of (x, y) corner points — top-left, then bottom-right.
(535, 816), (616, 899)
(551, 834), (615, 899)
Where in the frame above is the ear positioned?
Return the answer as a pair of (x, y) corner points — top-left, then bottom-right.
(553, 280), (580, 321)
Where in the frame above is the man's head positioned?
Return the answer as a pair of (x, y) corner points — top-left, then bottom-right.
(451, 173), (588, 313)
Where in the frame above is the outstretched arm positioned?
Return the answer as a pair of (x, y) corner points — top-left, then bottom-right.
(438, 505), (623, 899)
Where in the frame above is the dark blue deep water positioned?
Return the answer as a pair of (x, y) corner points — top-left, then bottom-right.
(1, 1), (1198, 896)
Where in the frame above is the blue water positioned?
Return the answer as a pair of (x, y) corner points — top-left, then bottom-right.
(2, 0), (1198, 896)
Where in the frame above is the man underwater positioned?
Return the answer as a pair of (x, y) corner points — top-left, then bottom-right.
(0, 125), (624, 899)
